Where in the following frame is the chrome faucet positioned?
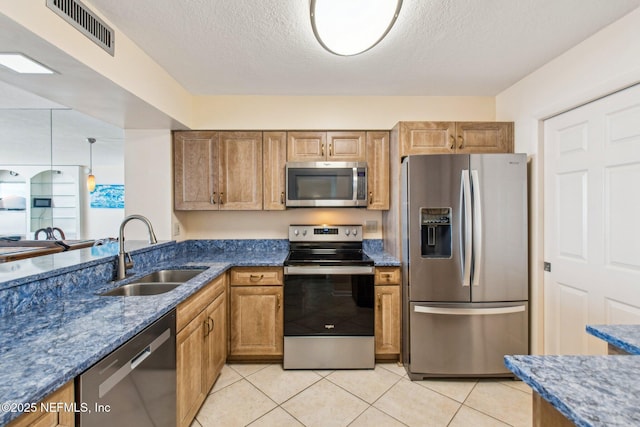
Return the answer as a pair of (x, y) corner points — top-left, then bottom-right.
(117, 214), (158, 280)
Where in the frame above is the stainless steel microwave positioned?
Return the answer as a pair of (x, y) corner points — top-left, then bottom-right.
(285, 162), (367, 207)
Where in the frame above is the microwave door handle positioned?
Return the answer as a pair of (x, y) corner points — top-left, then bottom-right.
(471, 169), (482, 287)
(353, 167), (358, 202)
(460, 169), (472, 287)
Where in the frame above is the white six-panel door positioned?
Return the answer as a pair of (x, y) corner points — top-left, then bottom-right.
(544, 84), (640, 355)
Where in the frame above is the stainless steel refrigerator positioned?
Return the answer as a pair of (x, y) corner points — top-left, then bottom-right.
(401, 154), (528, 379)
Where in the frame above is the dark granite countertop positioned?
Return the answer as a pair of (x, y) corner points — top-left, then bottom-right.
(505, 354), (640, 427)
(0, 239), (399, 425)
(586, 324), (640, 355)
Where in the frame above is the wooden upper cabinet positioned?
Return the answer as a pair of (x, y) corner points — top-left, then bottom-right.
(287, 131), (326, 161)
(287, 131), (366, 162)
(400, 122), (455, 157)
(327, 131), (366, 161)
(399, 121), (514, 156)
(174, 131), (263, 210)
(174, 131), (219, 210)
(455, 122), (513, 153)
(366, 131), (389, 210)
(263, 132), (287, 210)
(218, 131), (263, 210)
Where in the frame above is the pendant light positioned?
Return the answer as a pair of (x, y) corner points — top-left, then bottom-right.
(87, 137), (96, 193)
(310, 0), (402, 56)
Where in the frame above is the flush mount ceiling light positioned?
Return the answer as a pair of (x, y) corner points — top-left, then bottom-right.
(310, 0), (402, 56)
(0, 53), (55, 74)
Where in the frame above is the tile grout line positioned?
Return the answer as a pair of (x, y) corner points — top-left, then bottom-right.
(459, 380), (522, 427)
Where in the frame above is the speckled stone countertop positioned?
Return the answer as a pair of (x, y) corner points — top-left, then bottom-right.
(505, 355), (640, 427)
(586, 324), (640, 355)
(0, 239), (399, 425)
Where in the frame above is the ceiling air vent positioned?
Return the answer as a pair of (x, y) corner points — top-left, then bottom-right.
(46, 0), (115, 56)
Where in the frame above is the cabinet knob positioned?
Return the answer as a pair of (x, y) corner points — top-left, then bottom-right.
(321, 143), (325, 157)
(250, 274), (264, 281)
(369, 192), (373, 204)
(377, 293), (382, 310)
(277, 293), (281, 310)
(329, 143), (333, 157)
(219, 192), (224, 205)
(449, 135), (455, 150)
(211, 192), (217, 204)
(458, 135), (464, 149)
(280, 191), (285, 204)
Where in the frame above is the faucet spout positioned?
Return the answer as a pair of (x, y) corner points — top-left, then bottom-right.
(116, 214), (158, 280)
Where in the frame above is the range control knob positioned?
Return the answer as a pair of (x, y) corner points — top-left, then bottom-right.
(352, 228), (358, 236)
(345, 229), (351, 236)
(302, 229), (307, 236)
(293, 229), (299, 236)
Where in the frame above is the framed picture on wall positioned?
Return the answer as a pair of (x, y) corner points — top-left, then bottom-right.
(90, 184), (124, 209)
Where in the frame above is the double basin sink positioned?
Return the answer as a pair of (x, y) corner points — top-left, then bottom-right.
(99, 268), (206, 296)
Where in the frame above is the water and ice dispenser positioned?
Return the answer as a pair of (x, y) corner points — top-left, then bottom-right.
(420, 208), (452, 258)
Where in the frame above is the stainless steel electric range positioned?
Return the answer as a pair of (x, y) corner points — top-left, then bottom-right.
(283, 224), (375, 370)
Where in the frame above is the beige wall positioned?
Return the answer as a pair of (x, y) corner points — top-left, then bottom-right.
(124, 129), (174, 240)
(193, 96), (495, 130)
(496, 7), (640, 355)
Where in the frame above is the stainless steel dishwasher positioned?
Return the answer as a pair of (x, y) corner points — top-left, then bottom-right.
(76, 309), (176, 426)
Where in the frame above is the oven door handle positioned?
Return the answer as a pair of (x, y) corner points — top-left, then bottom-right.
(284, 266), (375, 275)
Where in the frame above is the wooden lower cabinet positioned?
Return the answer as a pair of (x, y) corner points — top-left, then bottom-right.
(7, 381), (74, 427)
(176, 274), (227, 427)
(374, 267), (401, 359)
(229, 267), (283, 359)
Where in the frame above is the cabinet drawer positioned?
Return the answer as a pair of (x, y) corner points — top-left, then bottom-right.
(177, 274), (226, 332)
(375, 267), (401, 285)
(229, 267), (283, 286)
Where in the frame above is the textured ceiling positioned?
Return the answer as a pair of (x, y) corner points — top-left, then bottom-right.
(88, 0), (640, 96)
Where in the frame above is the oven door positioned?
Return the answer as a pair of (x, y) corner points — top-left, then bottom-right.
(284, 266), (375, 337)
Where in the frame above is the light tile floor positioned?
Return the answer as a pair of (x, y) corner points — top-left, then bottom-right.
(190, 363), (532, 427)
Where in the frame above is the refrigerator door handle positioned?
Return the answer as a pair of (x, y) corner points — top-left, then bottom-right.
(460, 169), (472, 287)
(414, 305), (526, 316)
(471, 169), (482, 287)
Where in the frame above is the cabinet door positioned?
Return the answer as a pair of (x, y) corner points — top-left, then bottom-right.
(174, 131), (219, 210)
(177, 310), (208, 427)
(366, 131), (389, 210)
(327, 131), (366, 161)
(6, 381), (74, 427)
(287, 131), (326, 161)
(229, 285), (283, 357)
(455, 122), (514, 153)
(205, 291), (227, 389)
(399, 122), (456, 156)
(218, 131), (263, 210)
(375, 285), (400, 356)
(263, 132), (287, 210)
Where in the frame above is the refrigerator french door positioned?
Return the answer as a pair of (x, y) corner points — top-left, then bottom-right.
(401, 154), (528, 378)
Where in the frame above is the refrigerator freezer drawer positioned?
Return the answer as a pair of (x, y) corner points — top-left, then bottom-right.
(407, 302), (528, 378)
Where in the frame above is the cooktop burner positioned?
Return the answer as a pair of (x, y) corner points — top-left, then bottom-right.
(285, 249), (373, 266)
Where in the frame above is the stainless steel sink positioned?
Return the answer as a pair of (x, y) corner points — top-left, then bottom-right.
(99, 268), (206, 296)
(100, 282), (181, 296)
(131, 268), (206, 284)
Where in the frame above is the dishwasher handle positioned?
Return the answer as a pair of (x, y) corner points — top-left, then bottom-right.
(99, 328), (171, 398)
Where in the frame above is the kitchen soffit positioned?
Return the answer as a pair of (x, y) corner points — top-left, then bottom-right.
(87, 0), (640, 96)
